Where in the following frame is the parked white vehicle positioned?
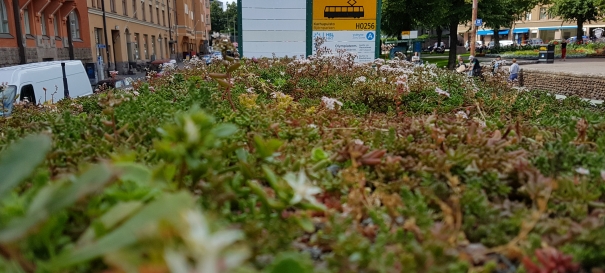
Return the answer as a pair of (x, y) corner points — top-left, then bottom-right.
(0, 61), (92, 116)
(499, 40), (514, 46)
(526, 38), (544, 45)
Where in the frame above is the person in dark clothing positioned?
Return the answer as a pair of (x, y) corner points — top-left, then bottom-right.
(561, 40), (568, 61)
(467, 55), (482, 77)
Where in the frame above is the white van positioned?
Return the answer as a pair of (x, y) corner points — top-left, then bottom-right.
(0, 61), (92, 116)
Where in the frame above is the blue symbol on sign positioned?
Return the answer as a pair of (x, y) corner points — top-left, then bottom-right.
(366, 32), (375, 40)
(475, 19), (482, 26)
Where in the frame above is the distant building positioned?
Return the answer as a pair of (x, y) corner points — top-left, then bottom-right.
(87, 0), (175, 74)
(175, 0), (212, 58)
(458, 5), (605, 45)
(210, 0), (224, 10)
(0, 0), (92, 67)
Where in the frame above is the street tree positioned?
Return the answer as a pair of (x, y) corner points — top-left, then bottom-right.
(211, 1), (226, 33)
(224, 2), (238, 37)
(546, 0), (605, 43)
(479, 0), (541, 49)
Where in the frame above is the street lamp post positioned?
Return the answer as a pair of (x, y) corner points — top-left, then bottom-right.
(100, 0), (111, 77)
(470, 0), (478, 56)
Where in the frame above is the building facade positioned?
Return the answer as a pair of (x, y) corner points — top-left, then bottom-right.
(209, 0), (223, 10)
(458, 5), (605, 44)
(87, 0), (176, 74)
(0, 0), (92, 67)
(175, 0), (211, 59)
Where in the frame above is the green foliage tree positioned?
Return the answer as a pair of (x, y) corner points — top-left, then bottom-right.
(224, 2), (238, 37)
(546, 0), (605, 43)
(479, 0), (541, 48)
(380, 0), (414, 38)
(210, 1), (226, 33)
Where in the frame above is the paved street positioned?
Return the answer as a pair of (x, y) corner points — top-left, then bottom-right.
(519, 58), (605, 76)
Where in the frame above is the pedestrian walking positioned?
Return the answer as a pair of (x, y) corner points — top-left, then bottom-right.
(456, 55), (467, 73)
(467, 55), (481, 77)
(508, 58), (520, 85)
(491, 55), (502, 74)
(561, 39), (568, 61)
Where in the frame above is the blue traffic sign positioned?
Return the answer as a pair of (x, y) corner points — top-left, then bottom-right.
(475, 19), (483, 26)
(97, 44), (106, 49)
(366, 32), (375, 41)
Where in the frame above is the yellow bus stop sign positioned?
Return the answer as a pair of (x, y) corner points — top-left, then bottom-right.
(313, 0), (377, 31)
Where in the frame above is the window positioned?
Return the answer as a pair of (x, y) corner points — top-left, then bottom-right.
(156, 7), (159, 25)
(206, 14), (209, 25)
(1, 0), (9, 33)
(122, 0), (127, 15)
(525, 12), (532, 21)
(97, 0), (102, 8)
(539, 7), (548, 20)
(94, 28), (102, 56)
(134, 33), (140, 59)
(40, 13), (47, 35)
(149, 4), (153, 22)
(69, 11), (80, 39)
(132, 0), (137, 18)
(151, 35), (156, 57)
(143, 34), (148, 59)
(184, 4), (188, 14)
(162, 10), (165, 26)
(91, 0), (96, 8)
(53, 15), (59, 37)
(110, 0), (115, 12)
(142, 2), (146, 20)
(23, 8), (31, 34)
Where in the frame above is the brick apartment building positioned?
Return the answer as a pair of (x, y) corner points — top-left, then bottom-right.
(87, 0), (175, 74)
(174, 0), (211, 59)
(458, 5), (605, 45)
(0, 0), (92, 67)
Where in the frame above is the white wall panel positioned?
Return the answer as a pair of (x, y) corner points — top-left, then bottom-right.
(242, 19), (306, 31)
(243, 31), (306, 42)
(245, 52), (306, 58)
(241, 0), (307, 58)
(242, 8), (305, 20)
(244, 42), (306, 53)
(242, 0), (305, 9)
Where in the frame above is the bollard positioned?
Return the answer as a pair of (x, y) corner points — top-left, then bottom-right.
(61, 62), (70, 98)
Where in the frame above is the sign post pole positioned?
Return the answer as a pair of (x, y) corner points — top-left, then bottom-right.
(470, 0), (478, 56)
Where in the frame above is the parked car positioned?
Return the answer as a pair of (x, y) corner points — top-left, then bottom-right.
(487, 40), (514, 49)
(499, 40), (514, 46)
(93, 77), (134, 92)
(201, 55), (212, 65)
(567, 36), (589, 44)
(526, 38), (544, 45)
(0, 61), (93, 116)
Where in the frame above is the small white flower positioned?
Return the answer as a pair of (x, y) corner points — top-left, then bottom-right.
(353, 76), (367, 85)
(133, 91), (140, 96)
(280, 71), (285, 76)
(321, 96), (343, 110)
(308, 124), (318, 128)
(455, 111), (468, 120)
(601, 170), (605, 181)
(435, 87), (450, 97)
(270, 91), (286, 99)
(576, 167), (590, 175)
(284, 170), (323, 206)
(246, 87), (255, 93)
(353, 139), (364, 145)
